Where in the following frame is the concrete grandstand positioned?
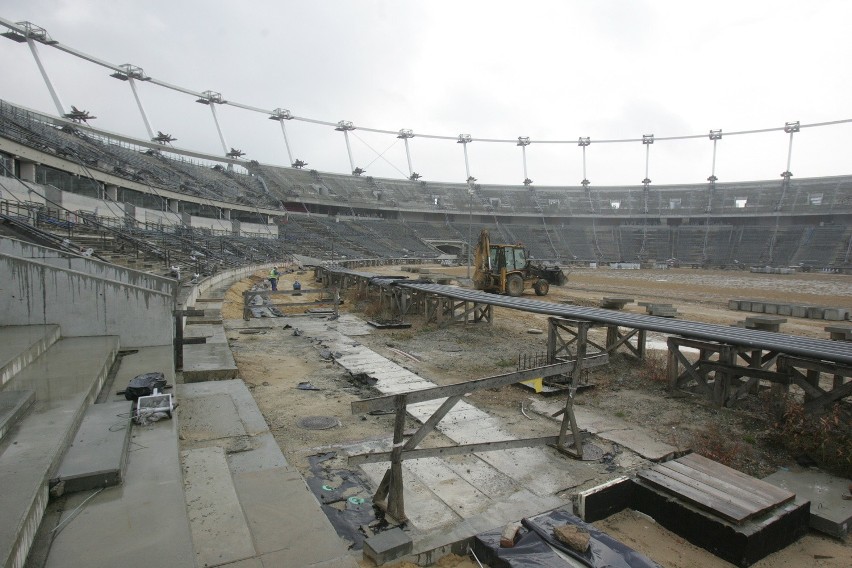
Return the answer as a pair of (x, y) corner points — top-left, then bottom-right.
(2, 100), (851, 273)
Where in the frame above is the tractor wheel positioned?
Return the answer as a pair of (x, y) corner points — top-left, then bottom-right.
(534, 279), (550, 296)
(506, 274), (524, 297)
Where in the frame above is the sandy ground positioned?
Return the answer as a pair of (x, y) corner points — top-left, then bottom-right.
(220, 264), (851, 568)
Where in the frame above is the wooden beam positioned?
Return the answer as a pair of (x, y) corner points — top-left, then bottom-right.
(402, 395), (462, 450)
(348, 435), (561, 465)
(351, 360), (579, 414)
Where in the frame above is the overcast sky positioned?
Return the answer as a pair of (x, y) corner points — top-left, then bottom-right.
(2, 0), (851, 187)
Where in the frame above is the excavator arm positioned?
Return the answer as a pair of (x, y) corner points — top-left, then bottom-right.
(472, 229), (492, 290)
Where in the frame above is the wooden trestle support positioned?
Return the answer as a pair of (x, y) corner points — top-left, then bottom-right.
(667, 337), (852, 413)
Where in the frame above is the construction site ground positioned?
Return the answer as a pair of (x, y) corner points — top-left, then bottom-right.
(219, 265), (851, 568)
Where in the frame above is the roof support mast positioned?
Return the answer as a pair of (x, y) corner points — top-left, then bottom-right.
(518, 137), (532, 185)
(269, 109), (295, 166)
(195, 91), (230, 157)
(458, 134), (473, 181)
(398, 129), (419, 180)
(13, 23), (67, 117)
(110, 64), (155, 140)
(335, 121), (357, 174)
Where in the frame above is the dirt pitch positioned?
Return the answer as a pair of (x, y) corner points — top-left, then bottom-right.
(220, 264), (851, 568)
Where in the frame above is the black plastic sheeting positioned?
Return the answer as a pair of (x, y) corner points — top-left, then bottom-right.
(472, 508), (661, 568)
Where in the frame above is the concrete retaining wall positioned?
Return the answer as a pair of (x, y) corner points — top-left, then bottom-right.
(0, 252), (174, 347)
(0, 237), (177, 296)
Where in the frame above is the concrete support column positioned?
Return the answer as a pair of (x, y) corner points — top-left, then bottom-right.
(223, 209), (231, 220)
(105, 184), (118, 201)
(232, 219), (241, 236)
(168, 199), (180, 214)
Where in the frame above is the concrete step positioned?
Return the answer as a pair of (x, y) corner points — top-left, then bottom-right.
(0, 325), (61, 389)
(0, 391), (35, 444)
(53, 401), (133, 494)
(35, 345), (195, 568)
(0, 335), (119, 568)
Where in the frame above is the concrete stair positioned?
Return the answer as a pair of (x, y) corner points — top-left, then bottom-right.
(0, 328), (119, 568)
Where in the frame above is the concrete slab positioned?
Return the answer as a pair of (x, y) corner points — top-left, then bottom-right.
(183, 342), (239, 382)
(184, 322), (228, 344)
(763, 468), (852, 538)
(44, 416), (195, 568)
(530, 399), (679, 461)
(54, 400), (133, 493)
(178, 379), (356, 566)
(179, 392), (247, 443)
(0, 324), (60, 389)
(182, 446), (257, 567)
(110, 345), (175, 395)
(233, 466), (355, 566)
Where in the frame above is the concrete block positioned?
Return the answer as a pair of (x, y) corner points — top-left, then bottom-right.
(790, 305), (808, 318)
(763, 469), (852, 539)
(728, 300), (740, 311)
(822, 308), (848, 321)
(54, 401), (133, 493)
(182, 343), (238, 382)
(363, 528), (412, 565)
(750, 302), (765, 313)
(764, 303), (778, 314)
(806, 306), (825, 319)
(776, 304), (792, 316)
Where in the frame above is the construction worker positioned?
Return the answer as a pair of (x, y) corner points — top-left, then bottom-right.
(269, 267), (279, 291)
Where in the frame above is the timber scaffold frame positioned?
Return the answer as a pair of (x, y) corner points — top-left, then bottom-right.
(317, 268), (852, 414)
(347, 360), (591, 523)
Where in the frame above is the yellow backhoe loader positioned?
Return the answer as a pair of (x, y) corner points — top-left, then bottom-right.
(472, 229), (567, 296)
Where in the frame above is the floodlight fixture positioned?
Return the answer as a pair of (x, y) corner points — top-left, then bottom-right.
(784, 121), (800, 133)
(110, 64), (149, 81)
(523, 178), (533, 186)
(457, 134), (472, 144)
(780, 171), (793, 180)
(397, 129), (414, 139)
(642, 177), (652, 185)
(581, 179), (591, 188)
(335, 120), (355, 131)
(578, 137), (591, 147)
(642, 134), (654, 145)
(269, 108), (293, 120)
(409, 173), (421, 181)
(353, 167), (366, 176)
(467, 176), (477, 185)
(517, 136), (531, 147)
(707, 175), (718, 182)
(196, 91), (224, 105)
(292, 159), (308, 169)
(709, 129), (722, 140)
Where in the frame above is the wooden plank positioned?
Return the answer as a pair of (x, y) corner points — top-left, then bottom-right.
(661, 460), (774, 509)
(657, 462), (781, 519)
(347, 435), (560, 465)
(677, 453), (794, 506)
(649, 465), (761, 519)
(637, 469), (752, 524)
